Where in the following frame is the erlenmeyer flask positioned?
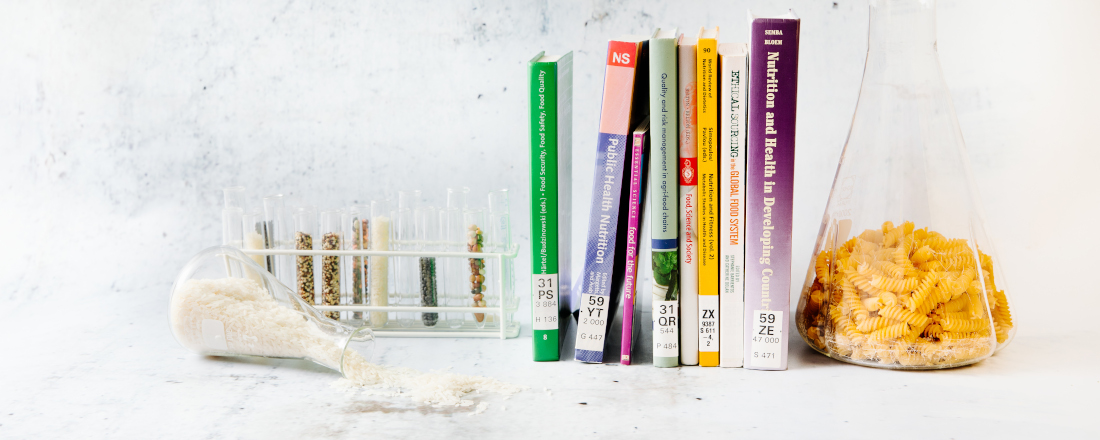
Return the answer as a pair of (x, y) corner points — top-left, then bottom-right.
(169, 246), (375, 377)
(795, 0), (1016, 369)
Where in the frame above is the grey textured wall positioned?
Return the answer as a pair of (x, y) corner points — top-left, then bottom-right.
(3, 0), (1098, 335)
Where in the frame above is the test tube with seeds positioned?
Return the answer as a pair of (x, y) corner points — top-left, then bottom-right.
(320, 210), (342, 320)
(293, 206), (317, 305)
(416, 205), (440, 327)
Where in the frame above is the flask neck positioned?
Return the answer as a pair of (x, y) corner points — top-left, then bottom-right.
(868, 0), (937, 54)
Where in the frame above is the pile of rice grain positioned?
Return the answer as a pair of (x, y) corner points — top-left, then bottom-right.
(171, 277), (524, 408)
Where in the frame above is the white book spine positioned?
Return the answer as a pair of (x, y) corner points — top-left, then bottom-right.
(719, 43), (747, 368)
(677, 37), (699, 366)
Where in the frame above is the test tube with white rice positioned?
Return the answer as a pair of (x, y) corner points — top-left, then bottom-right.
(369, 200), (391, 327)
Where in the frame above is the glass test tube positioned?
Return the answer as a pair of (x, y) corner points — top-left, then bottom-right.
(222, 187), (246, 247)
(488, 189), (512, 314)
(262, 195), (286, 280)
(394, 191), (420, 327)
(441, 206), (466, 328)
(369, 200), (391, 327)
(447, 186), (469, 211)
(221, 187), (246, 277)
(320, 210), (342, 320)
(447, 187), (470, 327)
(346, 205), (370, 324)
(293, 206), (316, 305)
(416, 205), (440, 327)
(242, 210), (267, 282)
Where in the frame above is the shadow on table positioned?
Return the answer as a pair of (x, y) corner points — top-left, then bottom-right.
(785, 324), (987, 373)
(556, 305), (653, 366)
(202, 354), (334, 375)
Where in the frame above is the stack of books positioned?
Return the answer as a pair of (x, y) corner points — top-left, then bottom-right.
(528, 12), (800, 370)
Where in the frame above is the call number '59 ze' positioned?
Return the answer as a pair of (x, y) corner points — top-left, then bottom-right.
(753, 311), (780, 344)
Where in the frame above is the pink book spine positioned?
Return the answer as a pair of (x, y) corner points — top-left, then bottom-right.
(621, 124), (648, 364)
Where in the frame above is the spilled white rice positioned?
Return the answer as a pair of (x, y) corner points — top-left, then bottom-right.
(171, 277), (524, 409)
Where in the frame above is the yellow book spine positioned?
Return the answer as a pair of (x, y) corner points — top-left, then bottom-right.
(697, 33), (720, 367)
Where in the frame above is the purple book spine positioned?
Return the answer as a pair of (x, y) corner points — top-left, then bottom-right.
(574, 39), (645, 364)
(574, 130), (629, 363)
(744, 17), (800, 370)
(621, 124), (648, 365)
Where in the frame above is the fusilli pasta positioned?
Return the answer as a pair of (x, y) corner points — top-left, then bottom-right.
(798, 220), (1015, 368)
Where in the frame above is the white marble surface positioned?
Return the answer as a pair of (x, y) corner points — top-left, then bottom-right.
(3, 290), (1098, 438)
(3, 0), (1100, 437)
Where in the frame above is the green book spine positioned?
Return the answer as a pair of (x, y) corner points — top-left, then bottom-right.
(530, 53), (561, 361)
(649, 31), (680, 368)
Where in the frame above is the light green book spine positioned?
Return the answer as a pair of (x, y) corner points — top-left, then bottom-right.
(649, 31), (680, 368)
(529, 52), (572, 361)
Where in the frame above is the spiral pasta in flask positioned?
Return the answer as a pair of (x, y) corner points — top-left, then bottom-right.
(798, 221), (1013, 368)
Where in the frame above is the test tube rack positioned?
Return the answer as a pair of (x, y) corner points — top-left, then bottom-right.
(239, 243), (521, 339)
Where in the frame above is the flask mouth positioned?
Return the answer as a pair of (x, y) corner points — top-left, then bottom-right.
(341, 326), (376, 377)
(867, 0), (938, 54)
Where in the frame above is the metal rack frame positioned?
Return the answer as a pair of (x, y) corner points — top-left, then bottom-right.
(240, 245), (520, 339)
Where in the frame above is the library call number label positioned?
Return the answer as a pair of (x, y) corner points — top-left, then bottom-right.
(698, 296), (719, 352)
(653, 300), (679, 357)
(576, 293), (609, 351)
(750, 310), (783, 368)
(532, 274), (558, 331)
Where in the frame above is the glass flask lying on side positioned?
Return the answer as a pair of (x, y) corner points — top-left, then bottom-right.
(169, 246), (375, 376)
(796, 0), (1015, 369)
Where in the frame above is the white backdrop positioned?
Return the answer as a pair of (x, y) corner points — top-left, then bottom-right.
(3, 0), (1098, 339)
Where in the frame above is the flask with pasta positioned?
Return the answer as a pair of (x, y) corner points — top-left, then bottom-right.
(795, 0), (1016, 369)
